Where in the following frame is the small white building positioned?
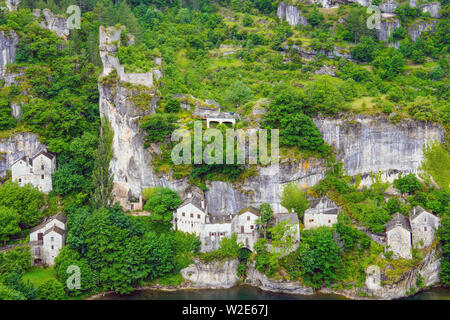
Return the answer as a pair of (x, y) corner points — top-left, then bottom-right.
(303, 197), (340, 229)
(409, 206), (440, 249)
(174, 194), (207, 236)
(29, 213), (66, 266)
(232, 207), (260, 251)
(386, 212), (412, 259)
(11, 149), (56, 194)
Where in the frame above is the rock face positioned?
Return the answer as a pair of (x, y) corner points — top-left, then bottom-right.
(246, 263), (314, 295)
(419, 2), (441, 18)
(365, 247), (441, 299)
(376, 14), (401, 47)
(277, 2), (307, 26)
(33, 9), (70, 39)
(0, 133), (47, 177)
(315, 116), (444, 185)
(312, 0), (371, 8)
(408, 20), (438, 42)
(99, 26), (161, 88)
(1, 0), (20, 12)
(0, 30), (18, 79)
(380, 0), (399, 13)
(181, 259), (240, 288)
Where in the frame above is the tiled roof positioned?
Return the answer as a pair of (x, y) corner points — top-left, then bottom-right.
(179, 195), (205, 212)
(44, 225), (65, 236)
(239, 206), (260, 216)
(409, 205), (429, 221)
(386, 212), (411, 232)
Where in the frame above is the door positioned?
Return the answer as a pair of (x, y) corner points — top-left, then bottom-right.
(38, 233), (43, 241)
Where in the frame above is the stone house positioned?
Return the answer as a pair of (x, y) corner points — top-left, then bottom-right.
(11, 149), (56, 194)
(174, 194), (208, 236)
(386, 212), (412, 259)
(303, 197), (340, 229)
(409, 206), (440, 249)
(29, 213), (66, 266)
(231, 207), (260, 251)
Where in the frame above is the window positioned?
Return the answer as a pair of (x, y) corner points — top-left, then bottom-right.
(309, 219), (313, 223)
(197, 214), (200, 219)
(190, 213), (193, 218)
(41, 175), (44, 179)
(51, 245), (54, 250)
(41, 165), (44, 170)
(328, 220), (331, 223)
(250, 225), (254, 230)
(18, 178), (21, 182)
(247, 216), (250, 221)
(182, 212), (185, 217)
(51, 237), (54, 242)
(424, 226), (427, 232)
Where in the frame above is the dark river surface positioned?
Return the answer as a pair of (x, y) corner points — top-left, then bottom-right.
(97, 285), (450, 300)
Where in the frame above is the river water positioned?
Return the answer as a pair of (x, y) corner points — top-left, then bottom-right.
(97, 285), (450, 300)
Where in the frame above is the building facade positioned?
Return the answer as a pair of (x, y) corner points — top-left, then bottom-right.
(409, 206), (441, 249)
(11, 149), (56, 194)
(386, 212), (412, 259)
(29, 213), (66, 266)
(232, 207), (260, 251)
(303, 197), (340, 229)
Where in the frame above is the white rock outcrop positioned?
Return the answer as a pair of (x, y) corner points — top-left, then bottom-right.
(33, 9), (70, 39)
(181, 259), (240, 288)
(0, 30), (18, 79)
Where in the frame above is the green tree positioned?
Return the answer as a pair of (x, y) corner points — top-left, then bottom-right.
(372, 48), (405, 80)
(420, 141), (450, 189)
(258, 203), (273, 239)
(92, 118), (114, 209)
(224, 80), (252, 108)
(393, 174), (422, 195)
(280, 183), (309, 218)
(0, 182), (45, 228)
(143, 187), (182, 222)
(0, 206), (21, 244)
(37, 279), (67, 300)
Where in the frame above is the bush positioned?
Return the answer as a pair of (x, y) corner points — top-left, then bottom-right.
(393, 174), (422, 194)
(37, 279), (67, 300)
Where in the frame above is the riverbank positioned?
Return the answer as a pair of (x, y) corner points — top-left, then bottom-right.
(91, 285), (450, 300)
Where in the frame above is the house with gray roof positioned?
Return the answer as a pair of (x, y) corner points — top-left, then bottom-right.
(409, 206), (440, 248)
(386, 212), (412, 259)
(303, 197), (340, 229)
(29, 213), (66, 266)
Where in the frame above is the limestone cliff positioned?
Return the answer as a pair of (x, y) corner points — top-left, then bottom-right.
(180, 248), (441, 299)
(0, 30), (18, 80)
(408, 20), (438, 42)
(181, 259), (240, 288)
(32, 9), (70, 39)
(277, 2), (307, 26)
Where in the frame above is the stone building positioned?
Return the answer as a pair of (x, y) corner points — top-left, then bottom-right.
(29, 213), (66, 266)
(11, 149), (56, 194)
(386, 212), (412, 259)
(232, 207), (260, 251)
(409, 206), (440, 249)
(303, 197), (340, 229)
(275, 212), (301, 252)
(112, 182), (143, 211)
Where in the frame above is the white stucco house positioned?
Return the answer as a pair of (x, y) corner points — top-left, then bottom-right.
(11, 149), (56, 194)
(303, 197), (340, 229)
(386, 212), (412, 259)
(409, 206), (440, 249)
(29, 213), (66, 266)
(232, 207), (260, 251)
(174, 194), (208, 236)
